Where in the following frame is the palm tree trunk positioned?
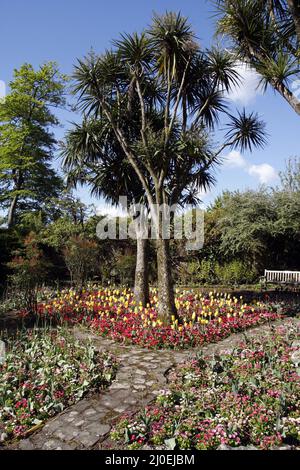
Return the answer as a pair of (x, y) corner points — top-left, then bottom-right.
(134, 237), (150, 306)
(246, 46), (300, 116)
(272, 79), (300, 116)
(156, 236), (178, 324)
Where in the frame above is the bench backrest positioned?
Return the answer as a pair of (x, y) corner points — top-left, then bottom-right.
(265, 270), (300, 283)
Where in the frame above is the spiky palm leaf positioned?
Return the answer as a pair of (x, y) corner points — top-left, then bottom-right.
(194, 87), (228, 129)
(149, 11), (197, 78)
(113, 32), (154, 72)
(69, 10), (267, 222)
(62, 118), (146, 207)
(216, 0), (277, 57)
(225, 109), (267, 152)
(215, 1), (300, 96)
(207, 48), (241, 92)
(255, 49), (300, 89)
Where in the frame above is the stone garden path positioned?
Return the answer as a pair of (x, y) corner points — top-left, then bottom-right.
(17, 317), (300, 450)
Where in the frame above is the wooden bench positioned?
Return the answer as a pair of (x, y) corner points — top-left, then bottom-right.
(261, 270), (300, 288)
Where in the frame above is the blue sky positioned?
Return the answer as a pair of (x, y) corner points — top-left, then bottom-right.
(1, 0), (299, 212)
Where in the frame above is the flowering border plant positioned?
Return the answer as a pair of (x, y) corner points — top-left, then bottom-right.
(0, 327), (117, 443)
(111, 323), (300, 449)
(37, 288), (281, 349)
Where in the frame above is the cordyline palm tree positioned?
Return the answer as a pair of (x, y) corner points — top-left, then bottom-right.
(215, 0), (300, 115)
(62, 117), (216, 307)
(70, 11), (266, 324)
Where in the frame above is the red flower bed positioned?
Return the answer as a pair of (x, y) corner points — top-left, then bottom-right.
(36, 288), (281, 349)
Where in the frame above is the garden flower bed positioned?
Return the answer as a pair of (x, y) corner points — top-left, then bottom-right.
(111, 323), (300, 450)
(0, 328), (117, 443)
(37, 288), (281, 349)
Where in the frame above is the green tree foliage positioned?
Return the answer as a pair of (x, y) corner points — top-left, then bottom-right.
(7, 232), (51, 313)
(0, 228), (20, 292)
(40, 191), (93, 247)
(215, 260), (256, 285)
(68, 11), (266, 322)
(216, 189), (276, 271)
(215, 0), (300, 115)
(207, 185), (300, 281)
(39, 196), (139, 288)
(113, 253), (137, 286)
(0, 63), (67, 227)
(175, 156), (300, 286)
(279, 155), (300, 191)
(63, 236), (99, 288)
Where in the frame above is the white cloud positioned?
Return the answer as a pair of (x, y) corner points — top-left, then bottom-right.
(223, 150), (247, 168)
(248, 163), (278, 184)
(223, 150), (278, 185)
(226, 63), (263, 105)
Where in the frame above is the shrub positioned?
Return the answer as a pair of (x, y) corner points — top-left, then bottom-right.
(63, 236), (99, 288)
(215, 260), (256, 285)
(0, 229), (20, 293)
(7, 232), (50, 314)
(113, 253), (136, 286)
(197, 259), (219, 284)
(177, 259), (218, 286)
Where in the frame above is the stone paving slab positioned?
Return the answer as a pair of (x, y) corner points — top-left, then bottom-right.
(16, 317), (300, 450)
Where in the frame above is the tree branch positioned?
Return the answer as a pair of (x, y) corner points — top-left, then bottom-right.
(166, 58), (191, 147)
(102, 102), (156, 212)
(246, 45), (300, 116)
(135, 77), (147, 146)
